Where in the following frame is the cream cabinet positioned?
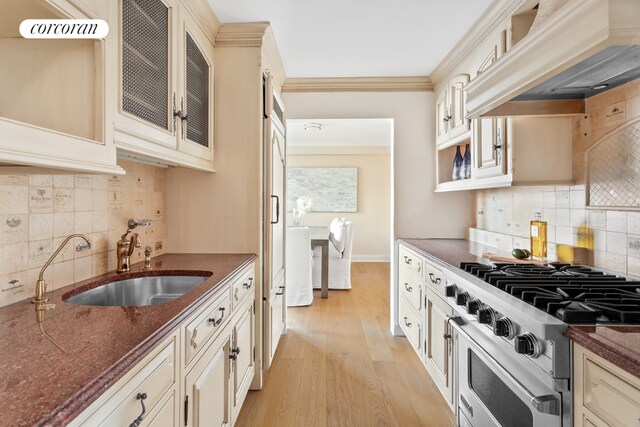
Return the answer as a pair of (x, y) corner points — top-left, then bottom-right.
(435, 74), (471, 147)
(184, 326), (231, 427)
(68, 334), (180, 426)
(397, 242), (455, 409)
(473, 117), (507, 179)
(230, 301), (256, 424)
(0, 0), (123, 174)
(574, 343), (640, 427)
(111, 0), (215, 171)
(434, 16), (574, 192)
(398, 244), (425, 358)
(72, 261), (256, 427)
(424, 290), (454, 407)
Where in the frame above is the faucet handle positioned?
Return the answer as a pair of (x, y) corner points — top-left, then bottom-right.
(132, 233), (142, 248)
(128, 219), (152, 230)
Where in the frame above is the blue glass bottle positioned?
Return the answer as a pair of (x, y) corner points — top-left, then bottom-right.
(462, 143), (471, 179)
(452, 145), (463, 181)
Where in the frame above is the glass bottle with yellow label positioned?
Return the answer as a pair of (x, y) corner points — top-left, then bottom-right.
(530, 213), (547, 260)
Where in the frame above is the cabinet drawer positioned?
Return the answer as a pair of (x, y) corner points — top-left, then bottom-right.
(399, 245), (423, 277)
(76, 337), (176, 426)
(581, 350), (640, 427)
(399, 297), (421, 356)
(185, 290), (231, 365)
(399, 267), (422, 313)
(425, 262), (446, 296)
(232, 265), (256, 309)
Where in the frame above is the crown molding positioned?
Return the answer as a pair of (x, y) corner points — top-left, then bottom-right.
(262, 26), (287, 92)
(182, 0), (221, 42)
(214, 22), (270, 48)
(430, 0), (530, 88)
(282, 76), (433, 93)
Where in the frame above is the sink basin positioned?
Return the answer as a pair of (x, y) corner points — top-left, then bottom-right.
(65, 274), (210, 307)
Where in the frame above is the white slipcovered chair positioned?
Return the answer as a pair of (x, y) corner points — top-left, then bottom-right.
(285, 227), (314, 306)
(312, 218), (354, 290)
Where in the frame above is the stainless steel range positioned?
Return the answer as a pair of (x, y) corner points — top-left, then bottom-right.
(446, 261), (640, 427)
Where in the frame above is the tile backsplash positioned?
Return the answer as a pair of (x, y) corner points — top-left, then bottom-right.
(0, 160), (167, 307)
(470, 185), (640, 277)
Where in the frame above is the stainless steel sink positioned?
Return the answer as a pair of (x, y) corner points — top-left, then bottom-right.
(65, 275), (210, 307)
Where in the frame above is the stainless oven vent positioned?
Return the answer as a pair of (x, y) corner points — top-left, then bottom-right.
(514, 45), (640, 101)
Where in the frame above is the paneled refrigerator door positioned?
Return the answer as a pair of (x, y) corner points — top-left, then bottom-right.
(263, 73), (286, 371)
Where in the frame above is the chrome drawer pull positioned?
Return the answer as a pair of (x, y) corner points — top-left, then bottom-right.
(403, 316), (412, 327)
(404, 283), (413, 292)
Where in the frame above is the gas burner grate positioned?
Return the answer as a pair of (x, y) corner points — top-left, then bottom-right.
(459, 262), (640, 324)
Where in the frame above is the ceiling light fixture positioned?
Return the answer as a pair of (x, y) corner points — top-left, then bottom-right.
(304, 122), (322, 131)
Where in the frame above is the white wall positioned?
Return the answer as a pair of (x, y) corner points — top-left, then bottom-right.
(287, 150), (391, 261)
(283, 91), (471, 333)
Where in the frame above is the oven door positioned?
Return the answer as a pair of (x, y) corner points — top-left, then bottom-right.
(452, 319), (563, 427)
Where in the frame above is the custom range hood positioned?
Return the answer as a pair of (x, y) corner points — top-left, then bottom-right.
(465, 0), (640, 118)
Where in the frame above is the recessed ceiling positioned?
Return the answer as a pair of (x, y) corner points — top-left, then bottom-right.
(209, 0), (494, 78)
(287, 119), (392, 147)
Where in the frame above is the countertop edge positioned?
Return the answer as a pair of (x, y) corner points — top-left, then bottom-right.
(565, 326), (640, 380)
(40, 255), (258, 425)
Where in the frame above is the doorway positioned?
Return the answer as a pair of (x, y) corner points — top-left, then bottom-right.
(285, 118), (394, 279)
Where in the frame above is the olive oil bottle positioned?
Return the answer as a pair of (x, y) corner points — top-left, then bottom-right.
(530, 213), (547, 260)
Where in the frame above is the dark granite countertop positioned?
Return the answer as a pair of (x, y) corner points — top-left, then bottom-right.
(399, 238), (640, 381)
(398, 238), (494, 267)
(0, 253), (256, 427)
(565, 326), (640, 379)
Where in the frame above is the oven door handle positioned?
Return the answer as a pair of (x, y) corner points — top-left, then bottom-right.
(448, 316), (561, 416)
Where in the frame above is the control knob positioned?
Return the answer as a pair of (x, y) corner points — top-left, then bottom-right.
(477, 307), (496, 326)
(455, 291), (469, 306)
(493, 317), (516, 339)
(515, 333), (542, 358)
(445, 284), (457, 297)
(466, 298), (482, 316)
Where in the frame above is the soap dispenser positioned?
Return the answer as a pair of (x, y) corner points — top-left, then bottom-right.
(530, 213), (547, 260)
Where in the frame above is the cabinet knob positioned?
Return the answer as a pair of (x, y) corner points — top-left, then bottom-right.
(404, 283), (413, 292)
(403, 316), (412, 327)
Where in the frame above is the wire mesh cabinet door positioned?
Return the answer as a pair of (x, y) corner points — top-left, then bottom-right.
(177, 7), (214, 162)
(119, 0), (178, 148)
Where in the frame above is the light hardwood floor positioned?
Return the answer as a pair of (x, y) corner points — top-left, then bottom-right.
(235, 262), (456, 427)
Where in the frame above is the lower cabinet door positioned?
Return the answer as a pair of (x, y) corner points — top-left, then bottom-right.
(231, 301), (255, 423)
(270, 290), (285, 361)
(425, 291), (454, 406)
(185, 329), (231, 427)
